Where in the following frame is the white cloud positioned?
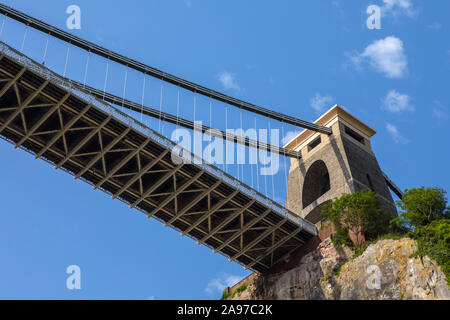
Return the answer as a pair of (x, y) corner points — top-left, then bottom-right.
(205, 274), (241, 295)
(310, 93), (333, 115)
(382, 90), (414, 113)
(382, 0), (416, 18)
(386, 122), (409, 144)
(282, 130), (302, 145)
(218, 72), (240, 91)
(432, 100), (448, 119)
(351, 36), (407, 79)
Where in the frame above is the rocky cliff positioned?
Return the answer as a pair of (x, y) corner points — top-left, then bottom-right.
(226, 238), (449, 300)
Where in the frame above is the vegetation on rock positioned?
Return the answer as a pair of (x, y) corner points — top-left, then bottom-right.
(322, 186), (450, 285)
(220, 284), (248, 300)
(321, 190), (391, 250)
(392, 187), (449, 285)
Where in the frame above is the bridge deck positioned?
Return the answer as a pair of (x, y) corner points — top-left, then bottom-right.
(0, 42), (317, 273)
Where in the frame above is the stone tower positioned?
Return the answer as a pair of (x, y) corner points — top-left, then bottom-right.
(284, 105), (396, 226)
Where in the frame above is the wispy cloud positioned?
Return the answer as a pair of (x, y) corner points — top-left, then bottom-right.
(432, 100), (448, 120)
(205, 274), (241, 295)
(382, 90), (414, 113)
(428, 23), (442, 31)
(386, 122), (409, 144)
(381, 0), (416, 18)
(351, 36), (408, 79)
(218, 72), (240, 92)
(282, 130), (302, 145)
(310, 93), (333, 115)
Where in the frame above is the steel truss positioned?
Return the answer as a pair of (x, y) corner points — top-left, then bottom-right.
(0, 42), (317, 273)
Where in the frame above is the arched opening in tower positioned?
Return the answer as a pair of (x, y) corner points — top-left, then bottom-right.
(302, 160), (331, 209)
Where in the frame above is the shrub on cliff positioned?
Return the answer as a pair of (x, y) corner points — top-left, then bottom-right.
(414, 219), (450, 285)
(392, 187), (450, 285)
(321, 190), (391, 250)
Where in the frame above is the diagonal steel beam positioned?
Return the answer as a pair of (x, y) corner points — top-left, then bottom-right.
(181, 190), (239, 236)
(73, 126), (131, 178)
(0, 80), (49, 134)
(55, 116), (112, 169)
(146, 169), (204, 219)
(165, 180), (223, 227)
(111, 149), (170, 199)
(245, 227), (303, 270)
(35, 104), (91, 159)
(0, 67), (26, 99)
(14, 93), (71, 148)
(93, 139), (151, 190)
(180, 189), (239, 235)
(130, 163), (184, 209)
(198, 199), (256, 245)
(229, 218), (287, 262)
(213, 208), (272, 253)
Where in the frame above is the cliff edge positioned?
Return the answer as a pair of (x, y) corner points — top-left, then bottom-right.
(224, 238), (449, 300)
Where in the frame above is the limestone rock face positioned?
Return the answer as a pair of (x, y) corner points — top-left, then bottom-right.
(230, 238), (449, 300)
(330, 238), (449, 300)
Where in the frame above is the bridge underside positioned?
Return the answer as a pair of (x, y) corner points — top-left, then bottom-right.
(0, 42), (317, 273)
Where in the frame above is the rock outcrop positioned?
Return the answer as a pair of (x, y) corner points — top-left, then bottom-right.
(227, 238), (449, 300)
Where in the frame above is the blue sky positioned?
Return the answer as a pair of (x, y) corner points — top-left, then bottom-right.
(0, 0), (448, 299)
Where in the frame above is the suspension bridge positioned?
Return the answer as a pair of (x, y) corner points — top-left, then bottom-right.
(0, 4), (401, 274)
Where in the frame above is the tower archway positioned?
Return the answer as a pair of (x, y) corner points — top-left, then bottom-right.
(302, 160), (330, 209)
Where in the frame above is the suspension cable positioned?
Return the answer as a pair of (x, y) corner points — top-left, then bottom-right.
(255, 116), (260, 192)
(68, 79), (301, 159)
(63, 46), (69, 77)
(20, 24), (28, 52)
(159, 81), (163, 133)
(42, 34), (49, 65)
(0, 4), (331, 134)
(0, 15), (5, 39)
(140, 74), (146, 122)
(102, 59), (109, 100)
(83, 50), (90, 88)
(121, 69), (128, 113)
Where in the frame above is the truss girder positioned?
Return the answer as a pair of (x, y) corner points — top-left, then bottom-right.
(0, 45), (317, 273)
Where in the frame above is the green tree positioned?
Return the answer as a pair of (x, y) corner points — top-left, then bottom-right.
(392, 187), (449, 230)
(321, 190), (391, 250)
(414, 219), (450, 284)
(391, 187), (450, 285)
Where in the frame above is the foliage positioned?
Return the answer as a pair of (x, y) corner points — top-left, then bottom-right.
(391, 187), (449, 230)
(321, 190), (391, 250)
(322, 187), (450, 286)
(393, 187), (450, 285)
(220, 284), (248, 300)
(413, 219), (450, 285)
(220, 290), (231, 300)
